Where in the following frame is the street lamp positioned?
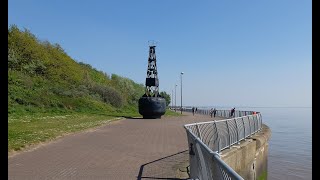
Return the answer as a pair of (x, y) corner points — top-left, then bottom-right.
(171, 90), (173, 108)
(175, 84), (177, 112)
(180, 72), (184, 114)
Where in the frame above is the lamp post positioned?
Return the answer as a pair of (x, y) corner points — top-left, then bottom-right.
(175, 84), (177, 112)
(171, 90), (173, 108)
(180, 72), (184, 114)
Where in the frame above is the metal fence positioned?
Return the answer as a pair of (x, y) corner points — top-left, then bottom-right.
(183, 108), (255, 118)
(186, 130), (244, 180)
(183, 109), (263, 180)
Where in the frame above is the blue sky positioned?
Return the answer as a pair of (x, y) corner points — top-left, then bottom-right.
(9, 0), (312, 107)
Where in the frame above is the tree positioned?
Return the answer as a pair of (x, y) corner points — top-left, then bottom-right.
(160, 91), (171, 107)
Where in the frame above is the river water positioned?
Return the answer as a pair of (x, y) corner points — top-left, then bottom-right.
(237, 107), (312, 180)
(199, 107), (312, 179)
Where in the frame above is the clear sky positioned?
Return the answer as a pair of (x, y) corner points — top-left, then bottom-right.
(9, 0), (312, 107)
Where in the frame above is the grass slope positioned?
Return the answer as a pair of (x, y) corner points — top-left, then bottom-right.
(8, 25), (179, 153)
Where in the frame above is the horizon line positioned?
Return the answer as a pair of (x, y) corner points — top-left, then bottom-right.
(178, 106), (312, 108)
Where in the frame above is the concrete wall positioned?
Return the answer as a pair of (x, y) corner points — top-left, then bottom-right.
(220, 124), (271, 180)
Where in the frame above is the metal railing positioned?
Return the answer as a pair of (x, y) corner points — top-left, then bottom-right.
(186, 129), (244, 180)
(183, 109), (263, 180)
(183, 108), (255, 118)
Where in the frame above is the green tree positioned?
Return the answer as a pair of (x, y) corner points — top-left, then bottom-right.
(160, 91), (171, 107)
(8, 24), (148, 115)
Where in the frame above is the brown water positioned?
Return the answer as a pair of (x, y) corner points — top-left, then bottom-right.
(241, 107), (312, 180)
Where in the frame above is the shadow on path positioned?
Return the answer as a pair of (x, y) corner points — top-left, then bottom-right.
(123, 116), (144, 119)
(137, 150), (190, 180)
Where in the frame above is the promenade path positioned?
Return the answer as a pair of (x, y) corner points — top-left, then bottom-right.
(9, 111), (223, 180)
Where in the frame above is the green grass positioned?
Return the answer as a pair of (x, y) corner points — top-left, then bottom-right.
(8, 108), (181, 153)
(9, 113), (115, 152)
(164, 109), (185, 116)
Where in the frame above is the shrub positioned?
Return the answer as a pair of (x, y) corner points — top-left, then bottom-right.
(89, 84), (124, 108)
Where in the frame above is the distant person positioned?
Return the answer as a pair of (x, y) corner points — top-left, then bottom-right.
(230, 107), (235, 117)
(213, 108), (217, 117)
(210, 108), (213, 118)
(192, 107), (195, 116)
(195, 107), (198, 114)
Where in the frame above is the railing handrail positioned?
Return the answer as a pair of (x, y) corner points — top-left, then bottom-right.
(186, 127), (244, 180)
(184, 114), (257, 127)
(183, 108), (263, 180)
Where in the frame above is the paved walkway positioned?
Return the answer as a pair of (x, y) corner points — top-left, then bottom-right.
(8, 112), (223, 180)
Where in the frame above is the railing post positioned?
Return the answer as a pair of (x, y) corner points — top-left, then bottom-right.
(255, 115), (258, 132)
(196, 124), (202, 141)
(213, 120), (220, 152)
(242, 117), (246, 140)
(248, 116), (252, 136)
(254, 115), (258, 132)
(226, 120), (231, 149)
(252, 115), (256, 133)
(259, 113), (263, 131)
(251, 116), (253, 135)
(214, 120), (221, 153)
(234, 118), (240, 144)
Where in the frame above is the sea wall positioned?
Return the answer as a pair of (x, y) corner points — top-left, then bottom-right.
(220, 124), (271, 180)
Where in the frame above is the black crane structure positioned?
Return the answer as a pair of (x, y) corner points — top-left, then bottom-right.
(138, 44), (166, 119)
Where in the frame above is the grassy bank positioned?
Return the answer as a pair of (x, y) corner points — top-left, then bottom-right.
(8, 109), (181, 153)
(8, 25), (178, 154)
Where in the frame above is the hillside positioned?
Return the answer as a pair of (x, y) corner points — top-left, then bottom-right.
(8, 25), (149, 116)
(8, 25), (173, 152)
